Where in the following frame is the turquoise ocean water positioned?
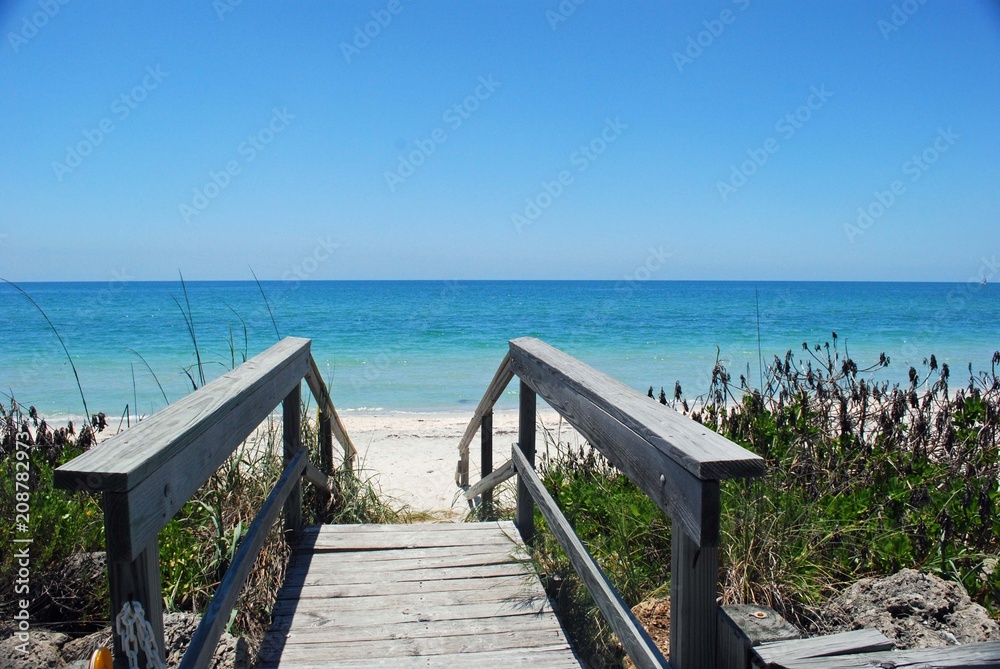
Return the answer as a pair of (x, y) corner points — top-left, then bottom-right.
(0, 281), (997, 422)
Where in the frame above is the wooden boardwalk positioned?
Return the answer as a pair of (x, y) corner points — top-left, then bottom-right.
(258, 521), (581, 668)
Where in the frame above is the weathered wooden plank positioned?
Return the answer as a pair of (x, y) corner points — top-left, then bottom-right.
(273, 574), (528, 599)
(55, 337), (311, 493)
(271, 597), (554, 628)
(721, 603), (801, 647)
(297, 522), (517, 550)
(260, 629), (571, 662)
(266, 519), (576, 667)
(300, 532), (516, 551)
(284, 560), (528, 583)
(304, 354), (357, 463)
(753, 629), (892, 665)
(275, 585), (545, 613)
(291, 542), (519, 564)
(511, 445), (669, 669)
(303, 521), (513, 534)
(516, 382), (537, 546)
(509, 337), (763, 481)
(670, 519), (719, 669)
(770, 640), (1000, 668)
(279, 577), (536, 604)
(79, 340), (312, 561)
(510, 348), (719, 546)
(301, 526), (516, 543)
(285, 562), (531, 586)
(465, 459), (516, 502)
(302, 459), (334, 494)
(456, 352), (514, 486)
(283, 549), (527, 576)
(265, 612), (564, 644)
(258, 645), (581, 669)
(718, 604), (801, 669)
(295, 542), (523, 564)
(718, 611), (750, 669)
(178, 449), (308, 669)
(302, 536), (518, 553)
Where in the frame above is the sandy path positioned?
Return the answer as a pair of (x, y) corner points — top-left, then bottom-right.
(339, 409), (585, 520)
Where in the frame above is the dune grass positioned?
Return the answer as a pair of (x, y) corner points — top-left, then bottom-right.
(0, 397), (403, 659)
(0, 280), (404, 664)
(482, 340), (1000, 667)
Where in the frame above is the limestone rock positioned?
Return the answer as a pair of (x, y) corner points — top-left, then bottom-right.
(821, 568), (1000, 649)
(0, 628), (70, 669)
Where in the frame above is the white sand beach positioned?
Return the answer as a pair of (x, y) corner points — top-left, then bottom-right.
(340, 408), (586, 520)
(59, 406), (586, 520)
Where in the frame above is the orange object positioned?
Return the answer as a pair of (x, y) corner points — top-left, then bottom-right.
(89, 647), (113, 669)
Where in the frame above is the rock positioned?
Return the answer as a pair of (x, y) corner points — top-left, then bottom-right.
(61, 628), (111, 664)
(61, 613), (249, 668)
(820, 568), (1000, 649)
(0, 628), (70, 668)
(160, 613), (249, 669)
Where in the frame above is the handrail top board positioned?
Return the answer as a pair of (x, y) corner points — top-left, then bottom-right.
(54, 337), (312, 494)
(509, 337), (764, 481)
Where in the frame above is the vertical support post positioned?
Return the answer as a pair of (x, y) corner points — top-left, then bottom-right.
(515, 380), (536, 546)
(105, 494), (165, 669)
(283, 383), (303, 540)
(480, 410), (494, 516)
(318, 405), (333, 474)
(670, 518), (719, 669)
(458, 448), (470, 489)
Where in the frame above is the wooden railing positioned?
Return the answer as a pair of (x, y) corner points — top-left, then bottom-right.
(461, 338), (765, 669)
(54, 337), (356, 669)
(455, 351), (512, 492)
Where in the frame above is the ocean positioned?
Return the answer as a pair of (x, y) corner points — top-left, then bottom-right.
(0, 280), (996, 422)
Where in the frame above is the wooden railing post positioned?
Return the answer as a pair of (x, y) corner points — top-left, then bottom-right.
(515, 380), (536, 546)
(670, 518), (720, 669)
(455, 352), (514, 488)
(104, 494), (165, 669)
(283, 384), (303, 540)
(318, 405), (333, 474)
(480, 410), (493, 515)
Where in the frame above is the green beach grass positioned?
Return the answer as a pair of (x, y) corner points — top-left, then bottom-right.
(0, 398), (404, 662)
(3, 302), (998, 666)
(0, 281), (406, 663)
(477, 339), (1000, 667)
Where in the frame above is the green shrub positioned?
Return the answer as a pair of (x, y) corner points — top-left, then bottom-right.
(0, 405), (106, 629)
(0, 399), (402, 657)
(518, 342), (1000, 666)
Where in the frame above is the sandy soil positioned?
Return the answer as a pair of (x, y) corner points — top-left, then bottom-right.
(47, 406), (586, 521)
(339, 408), (585, 520)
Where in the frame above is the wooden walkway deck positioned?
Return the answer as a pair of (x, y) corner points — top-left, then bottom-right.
(258, 521), (582, 668)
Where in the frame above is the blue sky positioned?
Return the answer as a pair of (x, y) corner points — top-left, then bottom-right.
(1, 1), (997, 281)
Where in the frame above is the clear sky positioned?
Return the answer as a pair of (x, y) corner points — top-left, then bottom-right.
(1, 1), (998, 282)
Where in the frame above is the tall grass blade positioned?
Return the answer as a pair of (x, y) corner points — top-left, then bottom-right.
(250, 266), (280, 341)
(131, 363), (137, 424)
(755, 286), (763, 387)
(222, 300), (249, 364)
(173, 271), (205, 386)
(2, 278), (90, 420)
(129, 348), (170, 405)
